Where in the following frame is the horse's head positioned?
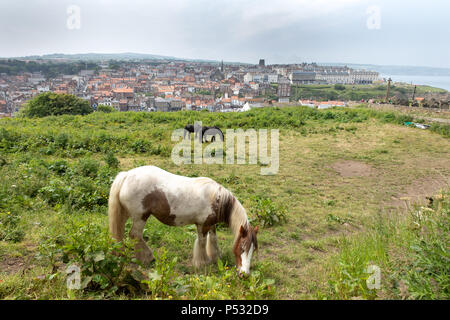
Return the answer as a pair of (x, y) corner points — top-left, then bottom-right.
(233, 225), (259, 275)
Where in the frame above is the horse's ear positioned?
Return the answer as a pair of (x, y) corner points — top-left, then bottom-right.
(254, 226), (259, 234)
(239, 225), (248, 237)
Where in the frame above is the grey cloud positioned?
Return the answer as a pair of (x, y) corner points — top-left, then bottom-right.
(0, 0), (449, 67)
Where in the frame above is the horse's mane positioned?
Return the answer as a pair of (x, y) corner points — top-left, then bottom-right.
(213, 184), (249, 240)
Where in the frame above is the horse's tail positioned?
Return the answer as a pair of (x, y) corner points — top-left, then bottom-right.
(108, 171), (128, 241)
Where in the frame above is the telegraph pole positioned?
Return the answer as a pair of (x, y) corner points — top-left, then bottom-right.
(385, 78), (392, 103)
(412, 85), (417, 102)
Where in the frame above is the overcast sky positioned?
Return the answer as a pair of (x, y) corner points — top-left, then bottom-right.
(0, 0), (449, 67)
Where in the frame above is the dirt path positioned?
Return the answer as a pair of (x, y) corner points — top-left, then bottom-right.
(387, 175), (450, 210)
(0, 256), (25, 274)
(420, 117), (450, 124)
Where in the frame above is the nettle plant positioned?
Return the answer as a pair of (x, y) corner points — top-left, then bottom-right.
(141, 249), (275, 300)
(250, 195), (287, 227)
(39, 221), (142, 295)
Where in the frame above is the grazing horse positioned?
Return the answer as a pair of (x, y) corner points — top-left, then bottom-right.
(184, 124), (196, 140)
(201, 126), (224, 143)
(108, 166), (259, 275)
(184, 124), (224, 143)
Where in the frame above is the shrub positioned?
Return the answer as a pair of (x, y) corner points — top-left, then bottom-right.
(141, 248), (178, 299)
(104, 151), (120, 169)
(21, 92), (93, 118)
(76, 158), (100, 178)
(39, 179), (71, 206)
(250, 195), (287, 227)
(97, 105), (116, 113)
(54, 133), (70, 149)
(47, 160), (69, 176)
(130, 139), (151, 153)
(39, 221), (141, 295)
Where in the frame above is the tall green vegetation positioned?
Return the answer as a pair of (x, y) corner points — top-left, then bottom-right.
(326, 192), (449, 300)
(20, 92), (93, 118)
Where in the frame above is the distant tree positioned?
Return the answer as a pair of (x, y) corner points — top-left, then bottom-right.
(21, 92), (92, 118)
(97, 105), (116, 113)
(334, 84), (346, 91)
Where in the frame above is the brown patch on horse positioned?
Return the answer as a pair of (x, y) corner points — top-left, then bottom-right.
(202, 214), (217, 236)
(211, 187), (235, 227)
(141, 188), (176, 226)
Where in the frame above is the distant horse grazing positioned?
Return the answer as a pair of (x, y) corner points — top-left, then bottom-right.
(201, 126), (224, 143)
(108, 166), (259, 275)
(184, 124), (196, 140)
(184, 124), (224, 143)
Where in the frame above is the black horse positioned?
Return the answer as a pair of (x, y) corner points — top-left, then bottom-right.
(184, 124), (224, 143)
(201, 125), (224, 143)
(184, 124), (196, 139)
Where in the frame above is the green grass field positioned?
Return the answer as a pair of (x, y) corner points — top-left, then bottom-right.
(290, 83), (448, 101)
(0, 105), (449, 299)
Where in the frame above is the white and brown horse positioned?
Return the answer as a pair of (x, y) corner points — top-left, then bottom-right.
(108, 166), (258, 275)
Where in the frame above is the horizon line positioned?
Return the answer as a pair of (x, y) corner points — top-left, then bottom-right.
(1, 52), (450, 71)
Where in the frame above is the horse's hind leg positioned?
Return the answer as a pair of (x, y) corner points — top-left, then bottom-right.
(193, 225), (209, 268)
(206, 225), (220, 263)
(130, 217), (154, 265)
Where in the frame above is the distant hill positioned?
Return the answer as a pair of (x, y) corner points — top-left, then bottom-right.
(3, 52), (449, 76)
(3, 52), (246, 66)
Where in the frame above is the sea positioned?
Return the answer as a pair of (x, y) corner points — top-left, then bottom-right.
(380, 74), (450, 92)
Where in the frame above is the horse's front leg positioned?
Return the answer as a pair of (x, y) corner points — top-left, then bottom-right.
(193, 225), (209, 268)
(206, 225), (220, 263)
(130, 217), (154, 265)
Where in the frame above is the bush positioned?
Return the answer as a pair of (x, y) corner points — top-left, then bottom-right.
(97, 105), (116, 113)
(76, 158), (100, 178)
(39, 179), (71, 206)
(47, 160), (69, 176)
(250, 195), (287, 227)
(39, 221), (140, 295)
(21, 92), (93, 118)
(104, 151), (120, 168)
(54, 133), (70, 149)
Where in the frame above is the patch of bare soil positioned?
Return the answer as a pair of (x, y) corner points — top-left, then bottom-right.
(388, 175), (450, 209)
(331, 160), (374, 178)
(0, 256), (25, 274)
